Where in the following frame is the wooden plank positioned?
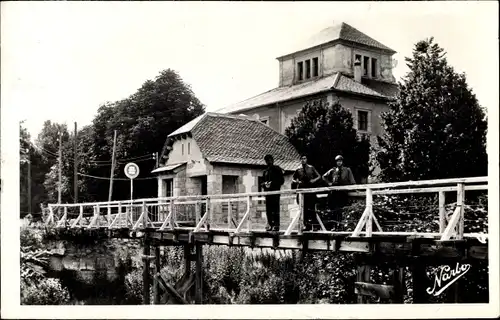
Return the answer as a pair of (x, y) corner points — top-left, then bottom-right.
(355, 282), (395, 300)
(308, 239), (330, 250)
(351, 207), (369, 237)
(439, 191), (446, 233)
(468, 245), (488, 259)
(440, 206), (461, 241)
(419, 243), (464, 259)
(339, 241), (370, 252)
(365, 189), (373, 237)
(456, 183), (465, 240)
(377, 242), (412, 256)
(155, 273), (188, 304)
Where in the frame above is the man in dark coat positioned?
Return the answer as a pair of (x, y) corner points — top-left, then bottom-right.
(262, 154), (285, 231)
(322, 155), (356, 230)
(292, 155), (321, 231)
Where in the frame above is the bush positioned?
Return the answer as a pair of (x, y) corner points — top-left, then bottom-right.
(21, 278), (71, 305)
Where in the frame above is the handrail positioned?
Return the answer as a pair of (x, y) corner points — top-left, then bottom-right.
(45, 177), (489, 243)
(47, 176), (488, 208)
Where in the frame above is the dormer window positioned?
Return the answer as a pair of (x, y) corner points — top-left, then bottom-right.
(371, 58), (378, 78)
(296, 57), (319, 82)
(355, 53), (379, 79)
(312, 57), (318, 77)
(363, 56), (370, 76)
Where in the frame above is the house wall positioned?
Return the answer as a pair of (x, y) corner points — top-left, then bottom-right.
(278, 42), (396, 88)
(323, 43), (352, 76)
(203, 164), (297, 228)
(165, 137), (204, 166)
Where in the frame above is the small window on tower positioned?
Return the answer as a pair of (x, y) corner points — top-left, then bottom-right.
(188, 142), (191, 155)
(297, 62), (303, 81)
(357, 110), (368, 131)
(312, 57), (319, 77)
(305, 59), (311, 79)
(182, 143), (184, 155)
(371, 58), (378, 78)
(363, 56), (370, 76)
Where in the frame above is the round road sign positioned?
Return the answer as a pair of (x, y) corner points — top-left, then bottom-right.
(124, 162), (140, 179)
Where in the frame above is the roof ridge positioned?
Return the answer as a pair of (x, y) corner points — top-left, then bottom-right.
(205, 112), (259, 122)
(339, 22), (395, 52)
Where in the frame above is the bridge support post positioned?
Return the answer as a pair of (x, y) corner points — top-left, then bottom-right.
(154, 245), (161, 304)
(356, 263), (371, 304)
(411, 259), (427, 303)
(195, 243), (203, 304)
(143, 235), (151, 305)
(184, 244), (192, 276)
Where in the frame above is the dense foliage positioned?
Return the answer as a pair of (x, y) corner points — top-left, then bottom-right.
(376, 37), (487, 182)
(285, 99), (371, 183)
(19, 69), (205, 217)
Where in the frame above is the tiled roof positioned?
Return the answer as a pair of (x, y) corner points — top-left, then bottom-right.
(362, 78), (400, 98)
(217, 74), (339, 114)
(169, 113), (301, 171)
(216, 73), (397, 114)
(279, 22), (395, 58)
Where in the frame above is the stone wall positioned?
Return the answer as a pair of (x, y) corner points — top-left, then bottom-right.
(44, 238), (142, 284)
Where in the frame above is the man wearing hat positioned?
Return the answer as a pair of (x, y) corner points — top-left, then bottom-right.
(322, 155), (356, 230)
(262, 154), (285, 231)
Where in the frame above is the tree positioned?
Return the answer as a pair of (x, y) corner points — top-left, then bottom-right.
(285, 99), (371, 183)
(20, 122), (46, 217)
(376, 37), (487, 182)
(87, 69), (205, 201)
(43, 124), (99, 204)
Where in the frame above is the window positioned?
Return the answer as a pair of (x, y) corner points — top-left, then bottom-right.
(187, 142), (191, 155)
(164, 179), (173, 197)
(363, 56), (370, 76)
(181, 143), (184, 155)
(371, 58), (378, 78)
(305, 59), (311, 79)
(357, 110), (369, 131)
(261, 119), (268, 125)
(355, 54), (362, 64)
(312, 57), (319, 77)
(297, 62), (303, 81)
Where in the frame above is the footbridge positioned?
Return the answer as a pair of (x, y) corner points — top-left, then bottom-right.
(44, 176), (489, 304)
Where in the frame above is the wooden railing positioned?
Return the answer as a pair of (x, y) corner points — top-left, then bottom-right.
(45, 176), (489, 241)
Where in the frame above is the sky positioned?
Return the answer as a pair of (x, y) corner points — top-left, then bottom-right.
(2, 1), (499, 139)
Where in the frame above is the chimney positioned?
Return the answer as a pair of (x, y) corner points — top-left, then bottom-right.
(354, 57), (362, 83)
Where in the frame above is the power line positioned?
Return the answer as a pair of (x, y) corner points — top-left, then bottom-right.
(78, 173), (157, 181)
(34, 144), (154, 165)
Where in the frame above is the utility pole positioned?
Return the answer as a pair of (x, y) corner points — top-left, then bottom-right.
(58, 131), (62, 206)
(108, 130), (117, 202)
(154, 152), (159, 168)
(74, 122), (78, 203)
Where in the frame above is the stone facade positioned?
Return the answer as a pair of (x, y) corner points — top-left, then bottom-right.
(157, 162), (298, 229)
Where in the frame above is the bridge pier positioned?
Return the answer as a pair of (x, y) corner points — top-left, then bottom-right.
(195, 243), (203, 304)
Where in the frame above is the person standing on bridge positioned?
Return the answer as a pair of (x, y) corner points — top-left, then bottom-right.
(262, 154), (285, 231)
(323, 155), (356, 230)
(292, 155), (321, 231)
